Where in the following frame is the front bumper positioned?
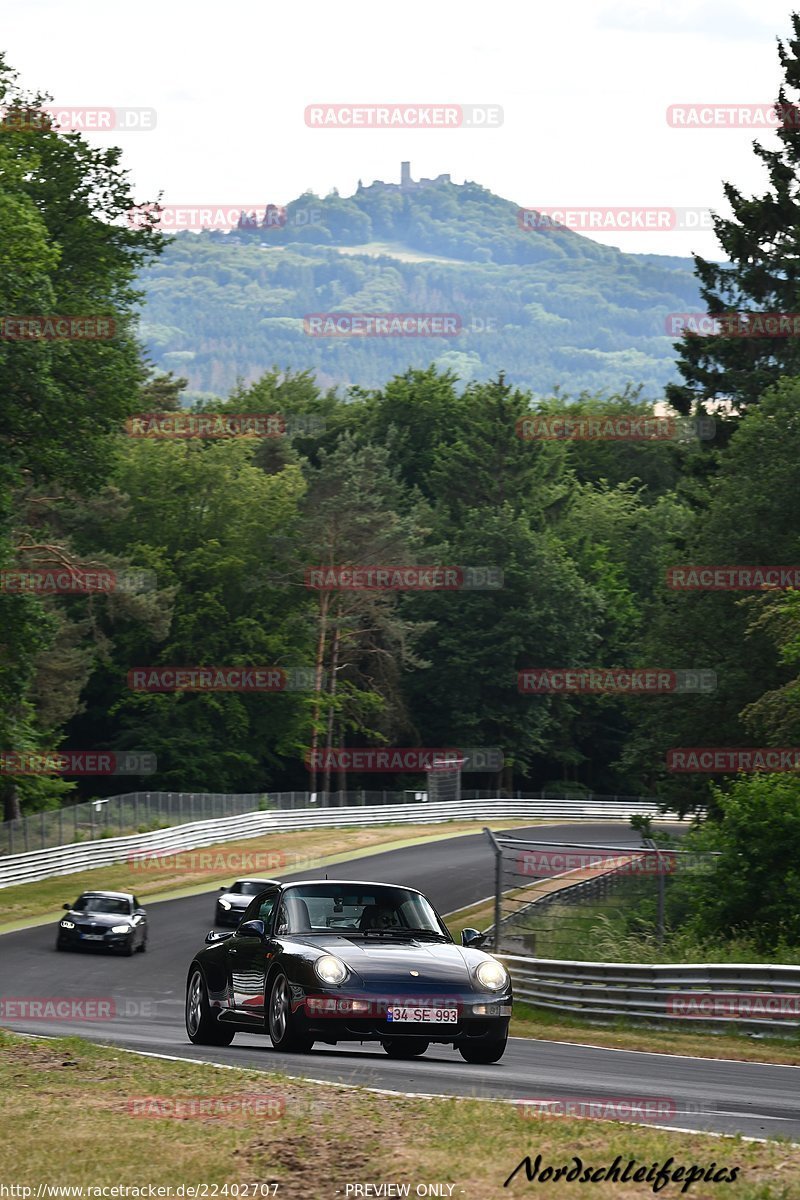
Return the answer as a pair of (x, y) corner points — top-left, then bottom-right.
(56, 927), (135, 951)
(294, 990), (512, 1045)
(215, 905), (246, 927)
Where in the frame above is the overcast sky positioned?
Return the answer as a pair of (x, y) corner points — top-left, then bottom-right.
(4, 0), (798, 256)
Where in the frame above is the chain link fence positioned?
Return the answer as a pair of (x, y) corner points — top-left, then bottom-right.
(484, 830), (717, 958)
(0, 789), (669, 857)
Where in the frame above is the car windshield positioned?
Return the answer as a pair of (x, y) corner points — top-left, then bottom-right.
(276, 884), (449, 938)
(74, 895), (131, 915)
(229, 881), (269, 895)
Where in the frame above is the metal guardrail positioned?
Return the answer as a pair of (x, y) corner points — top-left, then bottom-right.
(500, 954), (800, 1031)
(0, 795), (678, 889)
(0, 788), (665, 856)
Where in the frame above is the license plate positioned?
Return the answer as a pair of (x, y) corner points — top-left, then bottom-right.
(81, 934), (104, 941)
(387, 1007), (458, 1023)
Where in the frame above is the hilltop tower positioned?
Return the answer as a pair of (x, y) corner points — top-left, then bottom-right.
(400, 161), (412, 188)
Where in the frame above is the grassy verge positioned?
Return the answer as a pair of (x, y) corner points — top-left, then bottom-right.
(0, 1030), (796, 1200)
(0, 818), (531, 930)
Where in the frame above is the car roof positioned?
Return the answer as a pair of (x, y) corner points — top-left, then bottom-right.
(280, 879), (427, 897)
(78, 890), (135, 901)
(230, 878), (278, 885)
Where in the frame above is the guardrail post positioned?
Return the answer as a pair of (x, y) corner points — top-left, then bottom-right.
(645, 837), (665, 946)
(483, 826), (503, 952)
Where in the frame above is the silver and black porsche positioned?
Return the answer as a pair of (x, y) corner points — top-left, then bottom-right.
(56, 890), (148, 954)
(185, 879), (511, 1063)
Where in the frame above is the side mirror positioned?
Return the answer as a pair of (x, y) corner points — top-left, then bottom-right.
(461, 928), (488, 948)
(237, 919), (266, 939)
(63, 903), (72, 911)
(135, 908), (146, 916)
(218, 885), (228, 892)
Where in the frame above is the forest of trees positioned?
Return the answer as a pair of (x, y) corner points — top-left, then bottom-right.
(140, 189), (700, 399)
(4, 11), (800, 955)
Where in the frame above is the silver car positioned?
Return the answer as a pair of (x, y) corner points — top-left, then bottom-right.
(215, 878), (280, 927)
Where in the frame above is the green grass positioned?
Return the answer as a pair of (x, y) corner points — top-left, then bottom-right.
(512, 885), (800, 966)
(1, 1030), (797, 1199)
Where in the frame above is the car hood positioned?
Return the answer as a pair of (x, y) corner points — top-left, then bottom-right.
(297, 936), (476, 987)
(67, 912), (131, 927)
(219, 893), (251, 906)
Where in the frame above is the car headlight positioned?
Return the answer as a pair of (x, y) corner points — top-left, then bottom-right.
(475, 959), (509, 991)
(314, 954), (348, 985)
(60, 920), (75, 929)
(219, 899), (231, 910)
(111, 925), (131, 934)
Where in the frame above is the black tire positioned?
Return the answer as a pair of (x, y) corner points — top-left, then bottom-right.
(382, 1040), (429, 1059)
(121, 938), (135, 957)
(459, 1034), (507, 1064)
(137, 935), (147, 953)
(55, 941), (67, 952)
(186, 967), (236, 1046)
(267, 971), (314, 1053)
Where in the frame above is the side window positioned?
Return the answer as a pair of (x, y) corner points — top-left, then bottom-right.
(257, 891), (278, 927)
(240, 889), (278, 929)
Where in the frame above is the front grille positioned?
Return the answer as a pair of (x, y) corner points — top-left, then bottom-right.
(339, 1018), (464, 1037)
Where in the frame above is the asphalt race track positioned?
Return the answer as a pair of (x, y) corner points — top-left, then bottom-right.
(2, 821), (798, 1141)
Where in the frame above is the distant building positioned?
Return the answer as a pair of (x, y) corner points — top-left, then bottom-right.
(357, 163), (451, 194)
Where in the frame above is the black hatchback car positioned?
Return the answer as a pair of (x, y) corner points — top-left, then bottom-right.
(56, 890), (148, 955)
(185, 879), (511, 1062)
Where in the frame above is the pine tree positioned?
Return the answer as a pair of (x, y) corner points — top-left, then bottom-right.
(668, 13), (800, 415)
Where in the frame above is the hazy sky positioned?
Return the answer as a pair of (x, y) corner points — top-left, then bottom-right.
(4, 0), (798, 256)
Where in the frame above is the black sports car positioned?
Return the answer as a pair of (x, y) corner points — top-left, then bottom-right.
(56, 890), (148, 954)
(215, 878), (280, 927)
(185, 879), (511, 1063)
